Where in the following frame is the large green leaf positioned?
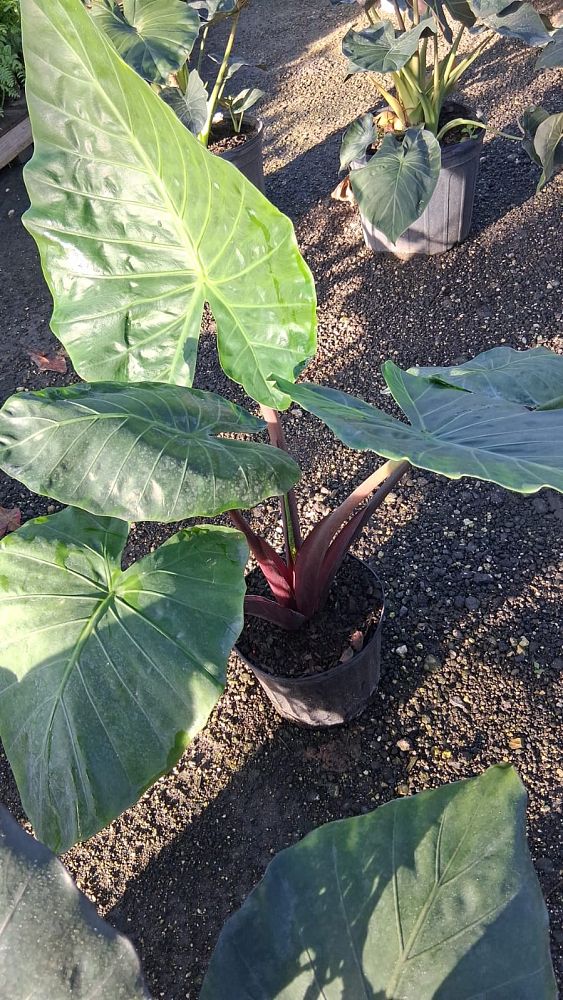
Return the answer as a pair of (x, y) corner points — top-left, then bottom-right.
(20, 0), (316, 409)
(0, 806), (149, 998)
(161, 72), (209, 136)
(343, 20), (435, 74)
(274, 354), (563, 494)
(91, 0), (200, 84)
(0, 507), (247, 852)
(536, 26), (563, 68)
(469, 0), (551, 45)
(410, 346), (563, 408)
(0, 382), (300, 523)
(350, 129), (441, 244)
(202, 765), (556, 998)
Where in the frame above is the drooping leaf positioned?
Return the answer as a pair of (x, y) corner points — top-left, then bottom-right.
(0, 507), (247, 852)
(189, 0), (237, 23)
(423, 0), (454, 43)
(340, 113), (376, 172)
(534, 110), (563, 188)
(0, 805), (149, 998)
(520, 104), (552, 166)
(274, 352), (563, 494)
(350, 128), (441, 243)
(202, 765), (556, 999)
(0, 382), (300, 523)
(536, 26), (563, 68)
(161, 71), (209, 136)
(444, 0), (477, 27)
(469, 0), (551, 45)
(21, 0), (316, 409)
(410, 346), (563, 408)
(343, 19), (436, 74)
(91, 0), (200, 84)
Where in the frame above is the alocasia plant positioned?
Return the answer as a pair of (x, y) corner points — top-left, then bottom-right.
(92, 0), (264, 145)
(0, 767), (556, 998)
(333, 0), (562, 242)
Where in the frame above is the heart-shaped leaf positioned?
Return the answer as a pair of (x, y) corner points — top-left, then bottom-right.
(0, 382), (300, 523)
(534, 110), (563, 188)
(202, 765), (556, 999)
(0, 805), (149, 998)
(410, 346), (563, 408)
(91, 0), (200, 84)
(21, 0), (316, 409)
(343, 19), (435, 74)
(274, 350), (563, 494)
(350, 128), (441, 244)
(340, 113), (376, 172)
(520, 104), (552, 166)
(0, 507), (247, 852)
(536, 25), (563, 67)
(161, 72), (209, 136)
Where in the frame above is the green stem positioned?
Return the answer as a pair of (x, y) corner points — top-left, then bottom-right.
(400, 66), (434, 127)
(432, 33), (440, 105)
(200, 10), (240, 147)
(441, 25), (465, 88)
(445, 32), (492, 90)
(392, 0), (407, 32)
(419, 36), (428, 89)
(373, 78), (407, 127)
(436, 117), (521, 142)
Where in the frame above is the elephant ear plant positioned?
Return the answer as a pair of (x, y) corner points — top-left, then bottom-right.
(0, 0), (315, 852)
(334, 0), (562, 243)
(0, 766), (556, 998)
(92, 0), (264, 146)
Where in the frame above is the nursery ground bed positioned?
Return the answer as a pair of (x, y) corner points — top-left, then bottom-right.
(0, 0), (561, 996)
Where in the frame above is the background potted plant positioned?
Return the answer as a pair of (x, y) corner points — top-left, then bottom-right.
(91, 0), (267, 189)
(333, 0), (562, 255)
(1, 766), (557, 998)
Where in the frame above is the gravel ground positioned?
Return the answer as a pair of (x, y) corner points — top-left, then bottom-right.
(0, 1), (562, 997)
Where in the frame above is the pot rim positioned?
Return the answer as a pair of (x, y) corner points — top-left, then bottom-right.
(212, 114), (263, 148)
(236, 554), (386, 689)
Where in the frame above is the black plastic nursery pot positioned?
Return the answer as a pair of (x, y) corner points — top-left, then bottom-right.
(236, 557), (385, 727)
(216, 117), (265, 193)
(353, 123), (484, 258)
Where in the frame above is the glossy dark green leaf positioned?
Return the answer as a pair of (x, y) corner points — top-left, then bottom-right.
(161, 72), (209, 136)
(21, 0), (316, 409)
(469, 0), (551, 45)
(0, 806), (149, 998)
(520, 104), (551, 166)
(340, 113), (376, 171)
(202, 765), (556, 999)
(536, 26), (563, 67)
(274, 353), (563, 494)
(343, 19), (435, 74)
(0, 382), (300, 523)
(350, 128), (441, 243)
(410, 346), (563, 408)
(444, 0), (477, 27)
(91, 0), (200, 84)
(0, 507), (247, 852)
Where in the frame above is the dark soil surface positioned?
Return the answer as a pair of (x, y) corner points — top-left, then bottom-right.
(238, 555), (384, 677)
(0, 1), (562, 997)
(209, 118), (256, 155)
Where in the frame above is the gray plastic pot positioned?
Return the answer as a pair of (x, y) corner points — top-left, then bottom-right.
(218, 117), (265, 193)
(352, 128), (484, 257)
(236, 559), (385, 727)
